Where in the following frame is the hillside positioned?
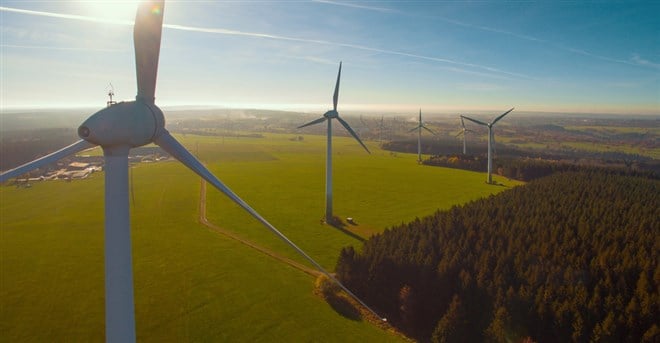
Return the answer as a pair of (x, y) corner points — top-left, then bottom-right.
(336, 171), (659, 342)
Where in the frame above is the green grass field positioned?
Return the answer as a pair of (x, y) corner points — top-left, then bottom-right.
(563, 125), (660, 135)
(558, 141), (660, 159)
(497, 135), (659, 160)
(1, 133), (521, 341)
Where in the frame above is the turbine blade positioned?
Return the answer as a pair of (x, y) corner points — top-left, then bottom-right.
(153, 130), (384, 320)
(134, 0), (165, 104)
(408, 125), (422, 133)
(491, 107), (514, 125)
(461, 115), (488, 127)
(297, 117), (326, 129)
(0, 140), (95, 183)
(332, 62), (342, 111)
(422, 125), (436, 135)
(460, 116), (466, 129)
(336, 116), (370, 154)
(455, 130), (464, 137)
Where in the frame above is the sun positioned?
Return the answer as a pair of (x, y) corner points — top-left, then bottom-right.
(82, 0), (142, 22)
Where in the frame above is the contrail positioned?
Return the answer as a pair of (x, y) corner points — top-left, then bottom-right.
(164, 23), (527, 79)
(0, 6), (133, 26)
(313, 1), (657, 70)
(312, 0), (397, 13)
(436, 16), (543, 43)
(561, 46), (643, 68)
(1, 44), (123, 52)
(0, 5), (526, 79)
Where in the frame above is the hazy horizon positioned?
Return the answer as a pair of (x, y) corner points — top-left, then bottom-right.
(1, 104), (658, 122)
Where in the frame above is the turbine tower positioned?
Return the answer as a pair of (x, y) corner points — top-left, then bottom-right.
(455, 116), (474, 155)
(461, 108), (514, 184)
(378, 115), (384, 142)
(409, 109), (436, 163)
(297, 62), (370, 223)
(0, 2), (382, 340)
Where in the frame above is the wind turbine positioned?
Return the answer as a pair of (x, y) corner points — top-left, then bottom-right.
(0, 2), (382, 341)
(455, 116), (474, 155)
(378, 115), (384, 142)
(461, 108), (514, 184)
(357, 114), (367, 137)
(408, 109), (436, 163)
(297, 62), (370, 223)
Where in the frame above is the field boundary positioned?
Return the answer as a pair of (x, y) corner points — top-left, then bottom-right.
(198, 179), (321, 277)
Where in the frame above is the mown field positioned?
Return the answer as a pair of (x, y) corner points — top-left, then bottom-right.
(0, 132), (521, 341)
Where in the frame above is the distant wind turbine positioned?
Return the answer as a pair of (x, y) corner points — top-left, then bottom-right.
(297, 62), (370, 223)
(409, 109), (436, 163)
(461, 108), (514, 184)
(0, 3), (383, 340)
(358, 114), (367, 136)
(455, 116), (475, 155)
(378, 115), (384, 142)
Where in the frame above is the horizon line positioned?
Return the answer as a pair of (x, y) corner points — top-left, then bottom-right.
(1, 103), (658, 117)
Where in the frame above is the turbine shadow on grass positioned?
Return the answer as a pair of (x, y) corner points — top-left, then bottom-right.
(326, 216), (365, 242)
(326, 294), (362, 321)
(315, 275), (362, 321)
(488, 180), (509, 187)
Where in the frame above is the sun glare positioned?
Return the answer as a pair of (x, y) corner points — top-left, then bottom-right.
(82, 0), (141, 22)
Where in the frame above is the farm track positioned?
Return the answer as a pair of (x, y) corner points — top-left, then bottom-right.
(197, 179), (410, 340)
(198, 179), (321, 277)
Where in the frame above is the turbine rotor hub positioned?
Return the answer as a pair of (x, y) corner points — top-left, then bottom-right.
(324, 110), (338, 119)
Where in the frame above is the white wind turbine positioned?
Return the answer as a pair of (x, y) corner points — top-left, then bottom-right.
(297, 62), (370, 223)
(378, 115), (384, 142)
(0, 2), (382, 341)
(461, 108), (514, 184)
(455, 116), (475, 155)
(408, 109), (436, 163)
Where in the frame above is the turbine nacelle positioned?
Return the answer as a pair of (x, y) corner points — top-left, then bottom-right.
(78, 101), (165, 148)
(323, 110), (339, 119)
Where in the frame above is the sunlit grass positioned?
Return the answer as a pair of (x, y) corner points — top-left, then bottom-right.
(0, 133), (520, 341)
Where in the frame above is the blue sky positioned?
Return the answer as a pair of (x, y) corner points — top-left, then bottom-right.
(1, 0), (658, 115)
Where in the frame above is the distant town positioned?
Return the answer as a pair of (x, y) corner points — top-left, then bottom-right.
(11, 146), (169, 186)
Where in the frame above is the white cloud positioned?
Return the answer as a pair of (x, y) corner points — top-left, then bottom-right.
(631, 54), (660, 70)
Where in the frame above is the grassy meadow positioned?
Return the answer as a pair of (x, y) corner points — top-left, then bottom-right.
(1, 132), (521, 341)
(496, 123), (660, 160)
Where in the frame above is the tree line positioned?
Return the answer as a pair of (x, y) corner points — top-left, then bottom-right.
(1, 128), (79, 172)
(382, 138), (654, 164)
(423, 155), (658, 181)
(336, 170), (658, 342)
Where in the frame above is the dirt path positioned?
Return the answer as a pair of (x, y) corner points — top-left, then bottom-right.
(198, 179), (321, 277)
(197, 179), (411, 340)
